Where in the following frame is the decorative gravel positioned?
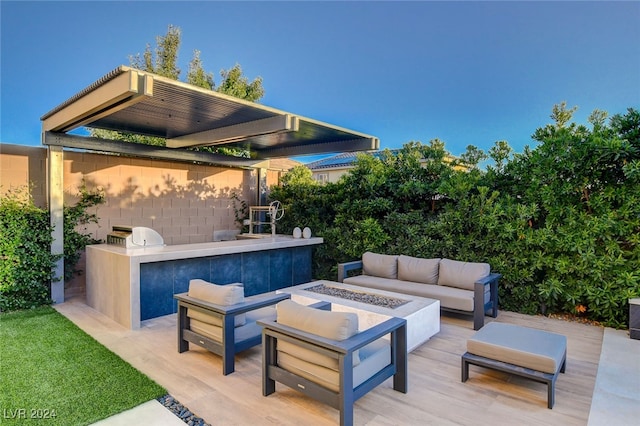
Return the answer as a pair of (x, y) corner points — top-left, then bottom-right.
(158, 394), (210, 426)
(304, 284), (409, 309)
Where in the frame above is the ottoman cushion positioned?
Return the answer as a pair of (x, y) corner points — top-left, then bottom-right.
(467, 322), (566, 374)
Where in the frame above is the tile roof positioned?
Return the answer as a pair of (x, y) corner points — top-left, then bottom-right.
(306, 150), (399, 170)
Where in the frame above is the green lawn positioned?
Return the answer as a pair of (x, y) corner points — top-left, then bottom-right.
(0, 307), (166, 425)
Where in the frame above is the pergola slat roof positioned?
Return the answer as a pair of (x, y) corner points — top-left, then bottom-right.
(41, 66), (379, 163)
(39, 65), (381, 304)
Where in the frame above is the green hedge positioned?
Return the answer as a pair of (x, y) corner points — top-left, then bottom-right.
(0, 184), (104, 311)
(0, 188), (57, 310)
(270, 106), (640, 328)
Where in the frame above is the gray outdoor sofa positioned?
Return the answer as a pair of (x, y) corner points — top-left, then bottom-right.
(338, 252), (501, 330)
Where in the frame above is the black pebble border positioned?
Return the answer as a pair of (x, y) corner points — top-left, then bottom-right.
(157, 394), (211, 426)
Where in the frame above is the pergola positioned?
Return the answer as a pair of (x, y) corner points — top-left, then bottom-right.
(40, 65), (379, 302)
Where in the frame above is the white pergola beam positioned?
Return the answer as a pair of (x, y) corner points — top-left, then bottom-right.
(48, 145), (64, 303)
(166, 114), (299, 148)
(42, 70), (153, 132)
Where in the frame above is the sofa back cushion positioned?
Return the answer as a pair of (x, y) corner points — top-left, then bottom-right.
(276, 300), (360, 369)
(438, 259), (490, 291)
(397, 255), (441, 285)
(188, 279), (246, 326)
(362, 252), (399, 279)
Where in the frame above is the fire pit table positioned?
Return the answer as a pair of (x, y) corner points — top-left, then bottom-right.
(278, 280), (440, 352)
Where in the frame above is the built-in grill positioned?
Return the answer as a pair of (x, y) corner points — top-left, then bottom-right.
(106, 226), (165, 248)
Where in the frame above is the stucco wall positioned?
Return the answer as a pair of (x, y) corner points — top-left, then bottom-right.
(0, 144), (48, 206)
(311, 168), (347, 184)
(1, 143), (258, 245)
(63, 151), (256, 245)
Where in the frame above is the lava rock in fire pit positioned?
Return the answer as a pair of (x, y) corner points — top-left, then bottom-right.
(305, 284), (409, 309)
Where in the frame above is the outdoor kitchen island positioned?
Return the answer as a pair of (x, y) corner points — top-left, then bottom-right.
(86, 236), (323, 329)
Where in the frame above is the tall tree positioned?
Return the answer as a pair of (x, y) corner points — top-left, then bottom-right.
(217, 64), (264, 102)
(129, 24), (181, 79)
(127, 24), (264, 100)
(187, 50), (214, 90)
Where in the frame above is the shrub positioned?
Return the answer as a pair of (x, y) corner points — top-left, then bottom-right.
(0, 187), (58, 311)
(63, 184), (105, 281)
(0, 184), (105, 311)
(270, 106), (640, 328)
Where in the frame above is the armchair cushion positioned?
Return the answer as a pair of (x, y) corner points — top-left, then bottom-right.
(398, 255), (441, 285)
(189, 307), (276, 343)
(188, 318), (218, 341)
(277, 299), (358, 341)
(438, 259), (490, 291)
(276, 300), (360, 369)
(277, 339), (390, 393)
(187, 279), (246, 326)
(362, 251), (399, 279)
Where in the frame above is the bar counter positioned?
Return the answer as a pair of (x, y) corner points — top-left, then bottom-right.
(86, 236), (323, 329)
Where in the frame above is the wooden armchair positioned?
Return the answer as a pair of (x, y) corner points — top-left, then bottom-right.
(259, 300), (408, 426)
(174, 279), (290, 375)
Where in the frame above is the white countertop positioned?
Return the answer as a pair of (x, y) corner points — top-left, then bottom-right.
(87, 235), (324, 263)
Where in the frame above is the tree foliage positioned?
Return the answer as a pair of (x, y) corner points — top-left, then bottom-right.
(270, 105), (640, 328)
(279, 165), (317, 188)
(63, 184), (105, 281)
(127, 24), (264, 98)
(217, 63), (264, 102)
(187, 49), (214, 90)
(130, 24), (181, 79)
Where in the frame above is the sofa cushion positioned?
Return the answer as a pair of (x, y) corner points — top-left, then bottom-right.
(416, 284), (474, 312)
(344, 275), (475, 312)
(343, 274), (404, 293)
(398, 255), (441, 285)
(362, 252), (399, 279)
(188, 279), (245, 326)
(276, 300), (360, 369)
(438, 259), (490, 291)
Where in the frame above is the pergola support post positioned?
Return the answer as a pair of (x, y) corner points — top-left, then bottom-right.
(48, 145), (64, 303)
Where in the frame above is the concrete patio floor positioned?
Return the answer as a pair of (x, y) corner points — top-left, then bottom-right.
(587, 327), (639, 425)
(53, 297), (638, 425)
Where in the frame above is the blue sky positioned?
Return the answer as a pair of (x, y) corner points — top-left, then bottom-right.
(1, 1), (639, 162)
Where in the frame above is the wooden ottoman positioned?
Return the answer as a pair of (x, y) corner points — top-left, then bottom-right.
(461, 322), (567, 408)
